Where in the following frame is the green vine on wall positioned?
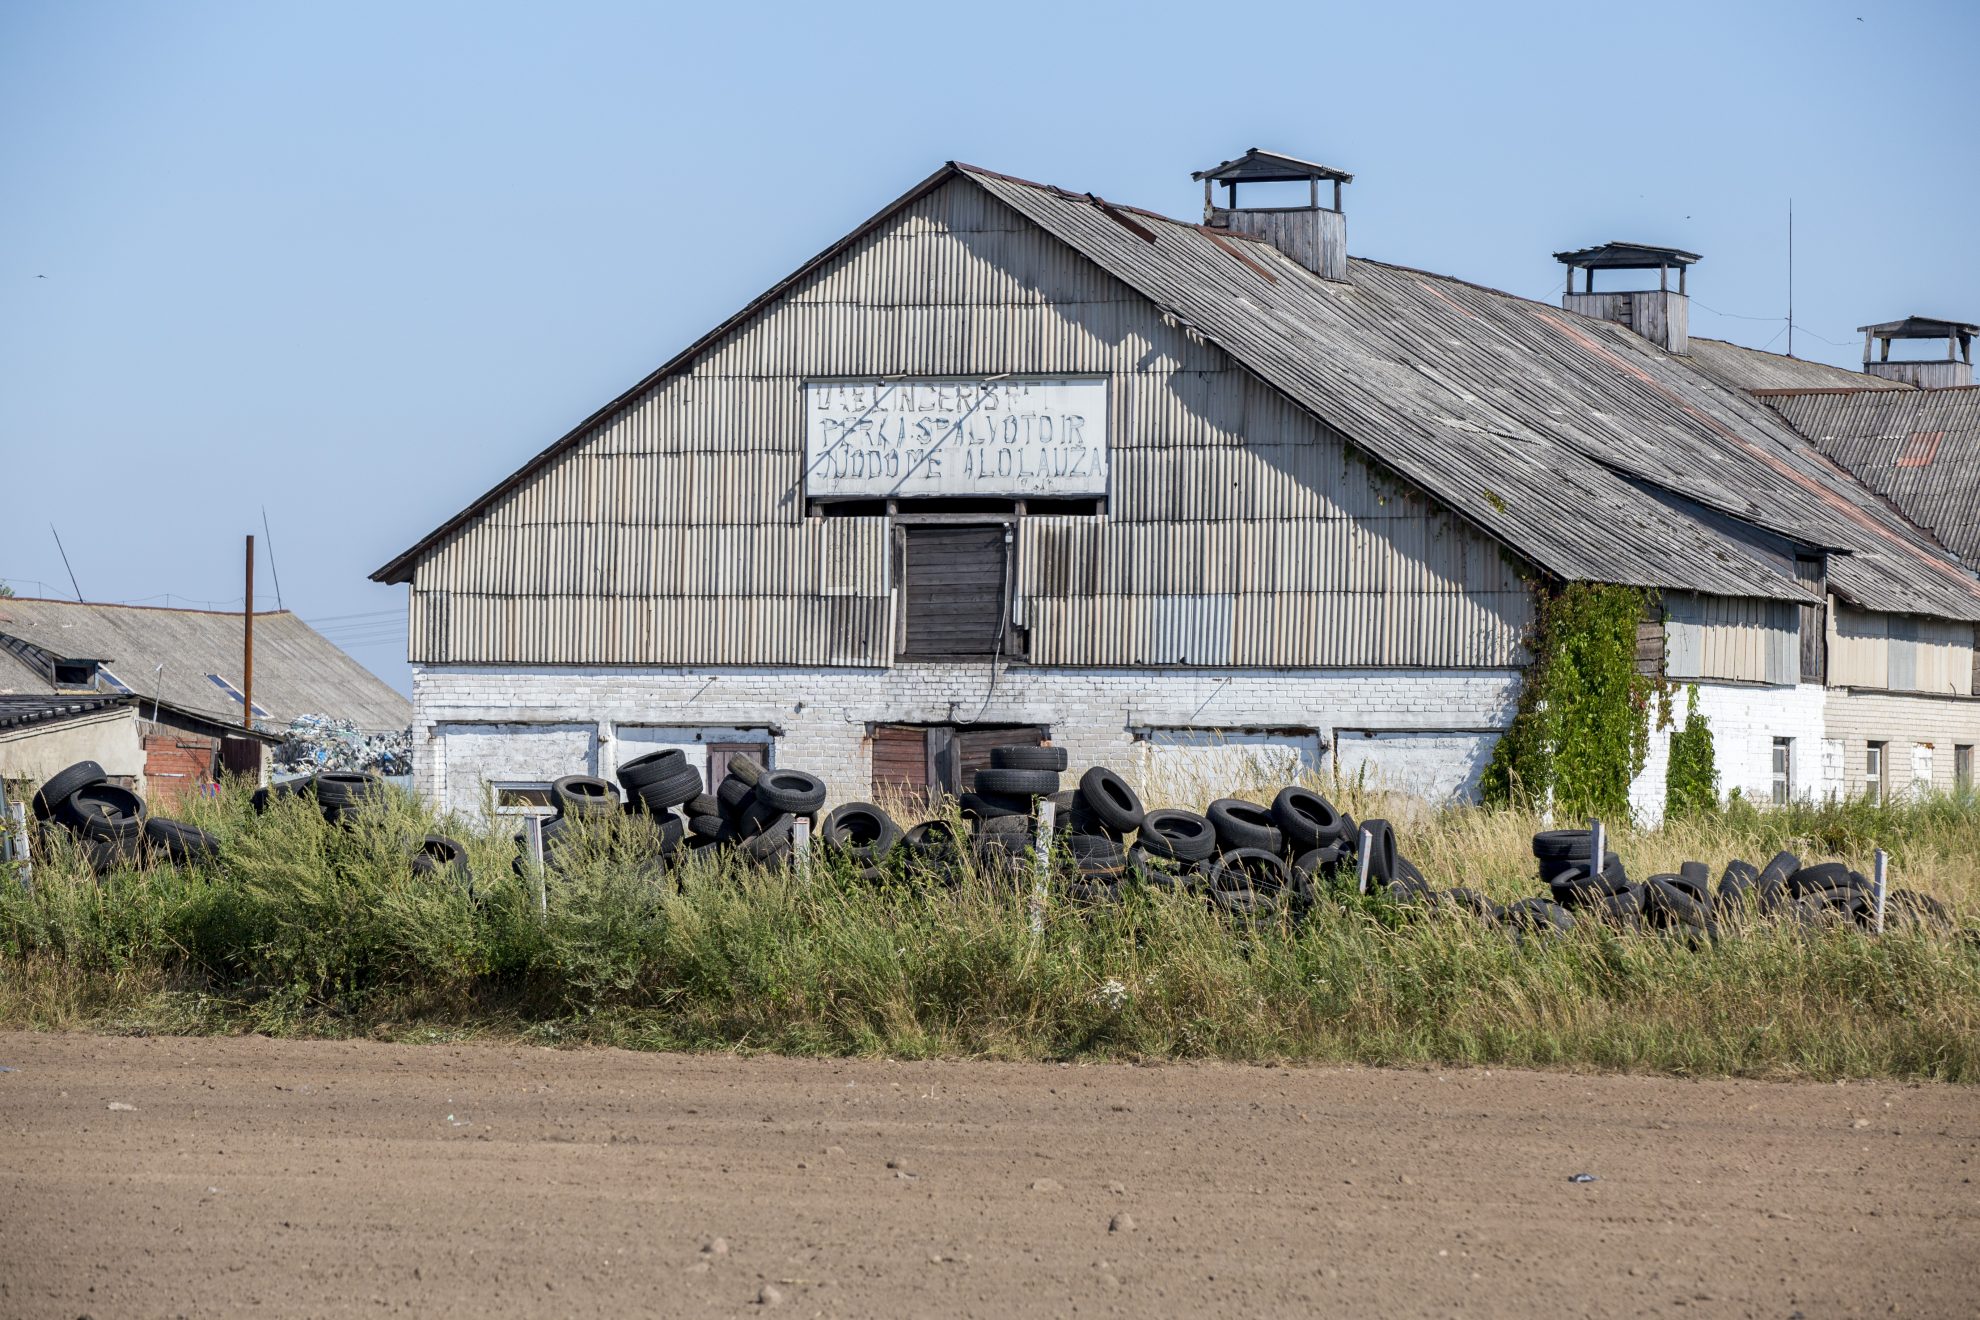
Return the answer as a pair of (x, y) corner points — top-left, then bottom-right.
(1481, 582), (1655, 819)
(1664, 684), (1719, 818)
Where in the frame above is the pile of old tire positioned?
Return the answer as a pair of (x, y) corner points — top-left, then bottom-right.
(412, 833), (473, 893)
(1195, 788), (1395, 920)
(250, 770), (389, 825)
(694, 759), (829, 866)
(28, 759), (218, 873)
(1717, 850), (1948, 931)
(959, 745), (1073, 885)
(510, 773), (629, 877)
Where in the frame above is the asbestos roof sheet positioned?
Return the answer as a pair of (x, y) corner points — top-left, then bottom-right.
(0, 600), (411, 732)
(1763, 388), (1980, 576)
(961, 166), (1980, 621)
(1685, 338), (1912, 395)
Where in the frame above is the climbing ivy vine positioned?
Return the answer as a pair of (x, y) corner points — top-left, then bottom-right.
(1481, 582), (1655, 819)
(1663, 684), (1719, 818)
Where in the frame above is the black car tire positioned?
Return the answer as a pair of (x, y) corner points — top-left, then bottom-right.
(756, 769), (828, 815)
(1076, 767), (1145, 833)
(1207, 798), (1284, 855)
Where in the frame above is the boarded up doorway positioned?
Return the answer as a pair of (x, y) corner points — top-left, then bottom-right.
(871, 723), (1049, 803)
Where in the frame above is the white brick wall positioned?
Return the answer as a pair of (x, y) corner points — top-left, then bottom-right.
(411, 663), (1523, 819)
(1629, 682), (1827, 825)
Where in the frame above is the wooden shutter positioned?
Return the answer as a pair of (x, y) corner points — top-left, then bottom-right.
(1797, 557), (1827, 685)
(900, 525), (1011, 660)
(872, 725), (931, 801)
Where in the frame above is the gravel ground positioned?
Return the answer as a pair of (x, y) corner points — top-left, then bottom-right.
(0, 1032), (1974, 1318)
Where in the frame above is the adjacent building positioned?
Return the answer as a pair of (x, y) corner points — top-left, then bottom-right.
(373, 150), (1980, 819)
(0, 598), (410, 805)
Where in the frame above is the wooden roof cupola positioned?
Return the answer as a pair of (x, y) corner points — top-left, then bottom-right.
(1858, 315), (1977, 389)
(1193, 148), (1353, 282)
(1555, 242), (1701, 356)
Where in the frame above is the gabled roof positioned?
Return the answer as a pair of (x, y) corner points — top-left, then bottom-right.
(1686, 338), (1913, 395)
(1192, 149), (1354, 185)
(962, 167), (1980, 620)
(1763, 387), (1980, 575)
(374, 161), (1980, 622)
(1554, 242), (1702, 270)
(0, 599), (410, 732)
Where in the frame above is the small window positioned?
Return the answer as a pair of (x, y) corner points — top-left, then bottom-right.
(494, 784), (556, 815)
(53, 662), (94, 687)
(1771, 738), (1793, 806)
(1955, 744), (1974, 792)
(1865, 742), (1886, 804)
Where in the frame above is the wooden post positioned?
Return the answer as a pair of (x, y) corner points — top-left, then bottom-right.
(1030, 797), (1056, 936)
(1332, 178), (1342, 212)
(242, 535), (255, 730)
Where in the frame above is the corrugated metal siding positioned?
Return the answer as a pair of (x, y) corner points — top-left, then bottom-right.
(1663, 593), (1798, 684)
(410, 176), (1532, 668)
(1829, 603), (1974, 695)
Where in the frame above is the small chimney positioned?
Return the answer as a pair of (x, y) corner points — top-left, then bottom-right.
(1858, 316), (1975, 389)
(1194, 148), (1352, 282)
(1555, 243), (1699, 355)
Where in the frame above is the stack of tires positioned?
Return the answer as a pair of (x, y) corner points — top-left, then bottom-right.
(616, 750), (704, 855)
(28, 759), (218, 873)
(959, 745), (1071, 882)
(697, 760), (829, 865)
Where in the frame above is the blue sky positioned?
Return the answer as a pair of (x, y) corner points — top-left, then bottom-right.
(3, 0), (1975, 694)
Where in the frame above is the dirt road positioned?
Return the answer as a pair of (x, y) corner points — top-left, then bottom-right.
(0, 1033), (1973, 1318)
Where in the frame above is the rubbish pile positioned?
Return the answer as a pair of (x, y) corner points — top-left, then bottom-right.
(26, 759), (219, 873)
(269, 715), (411, 778)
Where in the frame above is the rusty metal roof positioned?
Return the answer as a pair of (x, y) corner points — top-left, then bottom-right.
(964, 167), (1980, 620)
(0, 599), (411, 731)
(1686, 338), (1913, 395)
(374, 161), (1980, 622)
(1762, 388), (1980, 575)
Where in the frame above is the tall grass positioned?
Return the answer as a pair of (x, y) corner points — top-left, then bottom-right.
(2, 776), (1977, 1079)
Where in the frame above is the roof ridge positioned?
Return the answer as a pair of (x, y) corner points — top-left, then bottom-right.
(0, 596), (294, 618)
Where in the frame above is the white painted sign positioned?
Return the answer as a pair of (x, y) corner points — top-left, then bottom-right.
(803, 377), (1107, 498)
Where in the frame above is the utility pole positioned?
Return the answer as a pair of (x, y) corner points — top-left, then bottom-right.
(243, 535), (255, 730)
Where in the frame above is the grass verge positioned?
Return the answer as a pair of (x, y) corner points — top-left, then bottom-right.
(3, 780), (1977, 1079)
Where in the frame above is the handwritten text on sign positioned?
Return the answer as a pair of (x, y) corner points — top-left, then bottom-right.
(803, 377), (1108, 498)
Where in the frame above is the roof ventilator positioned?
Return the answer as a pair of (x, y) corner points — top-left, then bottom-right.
(1555, 242), (1700, 356)
(1858, 316), (1976, 390)
(1193, 148), (1353, 283)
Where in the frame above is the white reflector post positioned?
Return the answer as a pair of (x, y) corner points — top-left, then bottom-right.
(1031, 798), (1056, 936)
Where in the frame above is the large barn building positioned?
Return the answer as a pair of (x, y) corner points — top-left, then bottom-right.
(374, 151), (1980, 820)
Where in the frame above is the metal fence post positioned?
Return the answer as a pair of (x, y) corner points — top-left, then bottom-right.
(793, 815), (811, 882)
(1873, 848), (1889, 934)
(1031, 798), (1056, 936)
(526, 813), (548, 920)
(1588, 817), (1605, 884)
(1356, 826), (1373, 895)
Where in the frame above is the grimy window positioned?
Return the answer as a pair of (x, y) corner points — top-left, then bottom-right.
(1770, 738), (1793, 806)
(897, 523), (1021, 662)
(1865, 742), (1886, 803)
